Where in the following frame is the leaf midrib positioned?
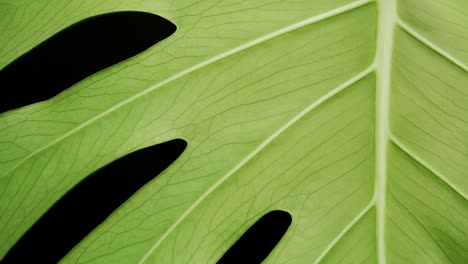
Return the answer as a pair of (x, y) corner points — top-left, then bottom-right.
(374, 0), (397, 263)
(5, 0), (466, 262)
(136, 0), (467, 262)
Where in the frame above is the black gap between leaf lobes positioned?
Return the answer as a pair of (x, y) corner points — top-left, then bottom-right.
(0, 11), (176, 114)
(1, 139), (187, 264)
(218, 210), (292, 264)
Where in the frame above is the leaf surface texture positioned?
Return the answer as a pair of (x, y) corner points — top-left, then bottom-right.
(0, 0), (467, 263)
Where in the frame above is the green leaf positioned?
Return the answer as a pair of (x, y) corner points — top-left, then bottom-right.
(1, 0), (467, 263)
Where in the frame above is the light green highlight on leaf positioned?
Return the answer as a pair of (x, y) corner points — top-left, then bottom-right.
(0, 0), (467, 263)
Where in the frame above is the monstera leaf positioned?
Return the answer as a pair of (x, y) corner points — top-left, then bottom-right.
(1, 0), (467, 263)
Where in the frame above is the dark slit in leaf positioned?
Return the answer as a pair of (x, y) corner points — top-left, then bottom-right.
(0, 11), (176, 114)
(1, 139), (187, 264)
(218, 210), (292, 264)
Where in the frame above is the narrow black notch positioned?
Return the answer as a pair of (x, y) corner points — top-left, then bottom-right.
(0, 11), (176, 114)
(1, 139), (187, 263)
(218, 210), (292, 264)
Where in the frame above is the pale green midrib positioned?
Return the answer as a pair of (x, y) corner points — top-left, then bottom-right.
(374, 0), (396, 264)
(307, 1), (395, 264)
(3, 0), (372, 178)
(389, 132), (467, 199)
(318, 5), (468, 264)
(3, 0), (464, 262)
